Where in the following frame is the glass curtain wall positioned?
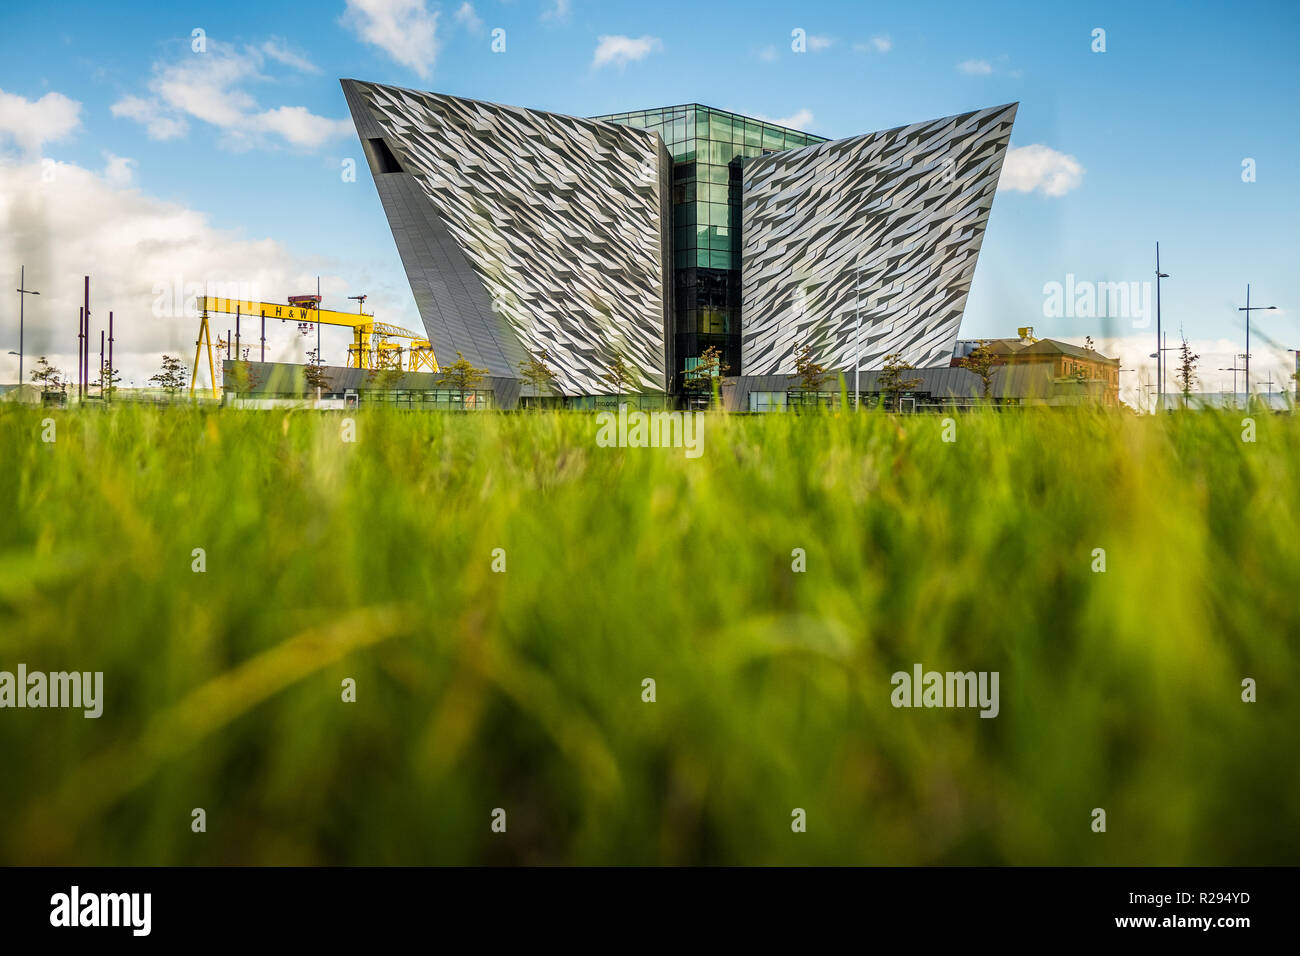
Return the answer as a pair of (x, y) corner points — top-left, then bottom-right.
(596, 105), (825, 392)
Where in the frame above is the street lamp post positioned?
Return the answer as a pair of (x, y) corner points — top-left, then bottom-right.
(1238, 283), (1277, 404)
(853, 262), (862, 410)
(1220, 356), (1247, 406)
(1118, 367), (1134, 409)
(1155, 244), (1169, 409)
(16, 266), (39, 386)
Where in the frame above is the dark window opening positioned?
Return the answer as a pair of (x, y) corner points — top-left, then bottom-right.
(367, 137), (403, 174)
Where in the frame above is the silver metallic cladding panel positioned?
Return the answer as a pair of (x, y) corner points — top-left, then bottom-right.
(342, 80), (672, 394)
(741, 104), (1017, 374)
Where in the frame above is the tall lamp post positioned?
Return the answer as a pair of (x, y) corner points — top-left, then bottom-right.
(1220, 356), (1246, 406)
(16, 266), (39, 386)
(1238, 283), (1277, 404)
(1154, 244), (1169, 410)
(853, 261), (862, 410)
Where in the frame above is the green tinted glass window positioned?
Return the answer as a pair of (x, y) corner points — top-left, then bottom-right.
(745, 122), (761, 149)
(707, 183), (728, 204)
(699, 309), (726, 333)
(695, 107), (709, 138)
(709, 249), (730, 270)
(711, 112), (732, 140)
(763, 125), (783, 150)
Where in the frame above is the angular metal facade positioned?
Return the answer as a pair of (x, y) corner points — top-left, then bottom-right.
(740, 104), (1017, 374)
(342, 79), (674, 395)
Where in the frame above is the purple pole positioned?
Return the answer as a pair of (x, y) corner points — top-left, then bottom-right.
(83, 276), (90, 400)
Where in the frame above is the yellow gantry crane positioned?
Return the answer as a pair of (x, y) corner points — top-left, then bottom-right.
(190, 295), (438, 397)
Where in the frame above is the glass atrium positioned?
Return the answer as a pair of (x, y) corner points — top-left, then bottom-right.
(594, 105), (826, 386)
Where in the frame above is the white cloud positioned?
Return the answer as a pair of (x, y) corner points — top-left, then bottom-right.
(454, 2), (484, 33)
(341, 0), (440, 79)
(855, 36), (893, 54)
(0, 155), (415, 386)
(957, 58), (994, 75)
(253, 106), (354, 149)
(0, 89), (82, 154)
(592, 35), (662, 70)
(152, 47), (259, 128)
(807, 35), (835, 52)
(111, 95), (188, 141)
(542, 0), (571, 21)
(101, 152), (135, 187)
(111, 42), (352, 151)
(758, 45), (778, 62)
(755, 108), (815, 132)
(1001, 144), (1085, 197)
(260, 39), (319, 73)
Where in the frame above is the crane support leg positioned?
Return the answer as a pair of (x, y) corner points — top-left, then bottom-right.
(190, 310), (218, 399)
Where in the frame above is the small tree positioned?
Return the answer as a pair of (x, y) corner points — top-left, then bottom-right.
(878, 353), (922, 412)
(1176, 332), (1200, 405)
(793, 340), (831, 392)
(682, 346), (730, 406)
(30, 356), (67, 392)
(95, 364), (122, 399)
(366, 364), (406, 393)
(149, 355), (186, 392)
(226, 360), (264, 397)
(303, 348), (331, 394)
(438, 351), (489, 409)
(957, 340), (998, 398)
(519, 349), (559, 406)
(603, 352), (636, 405)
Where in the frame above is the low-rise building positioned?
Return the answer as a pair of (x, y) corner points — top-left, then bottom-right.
(953, 328), (1120, 405)
(729, 329), (1121, 411)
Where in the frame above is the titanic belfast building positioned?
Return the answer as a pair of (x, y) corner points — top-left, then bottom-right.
(341, 78), (1017, 408)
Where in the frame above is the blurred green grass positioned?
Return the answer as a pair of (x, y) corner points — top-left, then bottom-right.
(0, 403), (1296, 865)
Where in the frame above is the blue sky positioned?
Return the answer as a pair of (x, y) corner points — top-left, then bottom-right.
(1, 0), (1297, 399)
